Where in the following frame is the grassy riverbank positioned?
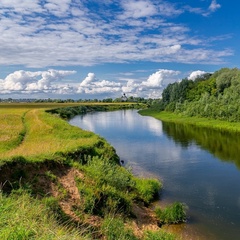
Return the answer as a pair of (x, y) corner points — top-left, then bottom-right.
(139, 109), (240, 133)
(0, 103), (180, 240)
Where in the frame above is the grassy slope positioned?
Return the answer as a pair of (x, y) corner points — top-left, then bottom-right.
(139, 109), (240, 133)
(0, 103), (119, 164)
(0, 103), (176, 240)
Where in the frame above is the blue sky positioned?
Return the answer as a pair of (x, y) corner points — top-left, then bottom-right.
(0, 0), (238, 99)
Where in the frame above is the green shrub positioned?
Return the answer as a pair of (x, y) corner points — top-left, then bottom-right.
(155, 202), (187, 224)
(134, 178), (162, 204)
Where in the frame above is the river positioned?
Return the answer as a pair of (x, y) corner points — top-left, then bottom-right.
(69, 109), (240, 240)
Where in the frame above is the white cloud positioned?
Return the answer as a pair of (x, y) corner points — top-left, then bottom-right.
(142, 69), (181, 88)
(0, 69), (76, 93)
(80, 73), (96, 87)
(185, 0), (221, 17)
(120, 0), (157, 19)
(209, 0), (221, 12)
(0, 0), (231, 68)
(188, 70), (207, 80)
(77, 73), (122, 95)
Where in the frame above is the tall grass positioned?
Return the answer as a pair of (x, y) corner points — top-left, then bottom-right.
(0, 190), (88, 239)
(155, 202), (187, 224)
(72, 156), (162, 218)
(101, 216), (138, 240)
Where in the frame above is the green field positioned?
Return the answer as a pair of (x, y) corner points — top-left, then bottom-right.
(0, 103), (112, 164)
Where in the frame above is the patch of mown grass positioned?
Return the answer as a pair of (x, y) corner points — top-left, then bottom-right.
(0, 108), (28, 153)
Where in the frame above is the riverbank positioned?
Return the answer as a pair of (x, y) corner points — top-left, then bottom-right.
(0, 103), (178, 239)
(139, 109), (240, 134)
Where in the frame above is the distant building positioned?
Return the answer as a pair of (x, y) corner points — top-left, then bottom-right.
(121, 93), (128, 102)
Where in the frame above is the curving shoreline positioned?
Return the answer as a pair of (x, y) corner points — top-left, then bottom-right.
(139, 109), (240, 134)
(0, 103), (181, 239)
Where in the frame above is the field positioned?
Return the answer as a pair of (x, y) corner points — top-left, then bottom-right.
(0, 103), (178, 240)
(0, 103), (107, 164)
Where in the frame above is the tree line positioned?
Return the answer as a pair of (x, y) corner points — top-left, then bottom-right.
(154, 68), (240, 122)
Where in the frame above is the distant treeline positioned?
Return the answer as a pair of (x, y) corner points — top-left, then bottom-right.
(1, 96), (155, 105)
(47, 104), (143, 119)
(154, 68), (240, 122)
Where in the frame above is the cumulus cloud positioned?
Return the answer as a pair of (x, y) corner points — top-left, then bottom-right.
(142, 69), (181, 88)
(76, 69), (182, 99)
(188, 70), (207, 80)
(0, 69), (76, 94)
(77, 73), (122, 95)
(80, 73), (96, 87)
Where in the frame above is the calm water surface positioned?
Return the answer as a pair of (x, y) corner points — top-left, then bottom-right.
(69, 110), (240, 240)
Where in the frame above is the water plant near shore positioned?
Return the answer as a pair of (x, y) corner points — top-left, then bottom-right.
(155, 202), (187, 224)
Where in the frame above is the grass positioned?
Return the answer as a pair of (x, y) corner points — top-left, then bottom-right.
(0, 108), (28, 153)
(134, 177), (162, 205)
(75, 156), (161, 215)
(155, 202), (187, 225)
(0, 190), (89, 240)
(144, 230), (176, 240)
(139, 109), (240, 134)
(101, 216), (138, 240)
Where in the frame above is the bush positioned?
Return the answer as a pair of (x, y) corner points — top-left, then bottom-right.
(155, 202), (187, 224)
(134, 178), (162, 204)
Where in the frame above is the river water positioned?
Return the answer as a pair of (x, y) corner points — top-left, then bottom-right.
(69, 109), (240, 240)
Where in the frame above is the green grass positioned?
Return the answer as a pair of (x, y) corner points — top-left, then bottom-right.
(0, 108), (28, 153)
(134, 177), (162, 205)
(74, 156), (162, 216)
(144, 230), (176, 240)
(155, 202), (187, 225)
(139, 109), (240, 133)
(0, 190), (89, 240)
(101, 216), (138, 240)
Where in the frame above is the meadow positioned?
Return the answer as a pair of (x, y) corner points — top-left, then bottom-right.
(0, 103), (182, 240)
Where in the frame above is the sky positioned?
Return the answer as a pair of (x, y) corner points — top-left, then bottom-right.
(0, 0), (239, 100)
